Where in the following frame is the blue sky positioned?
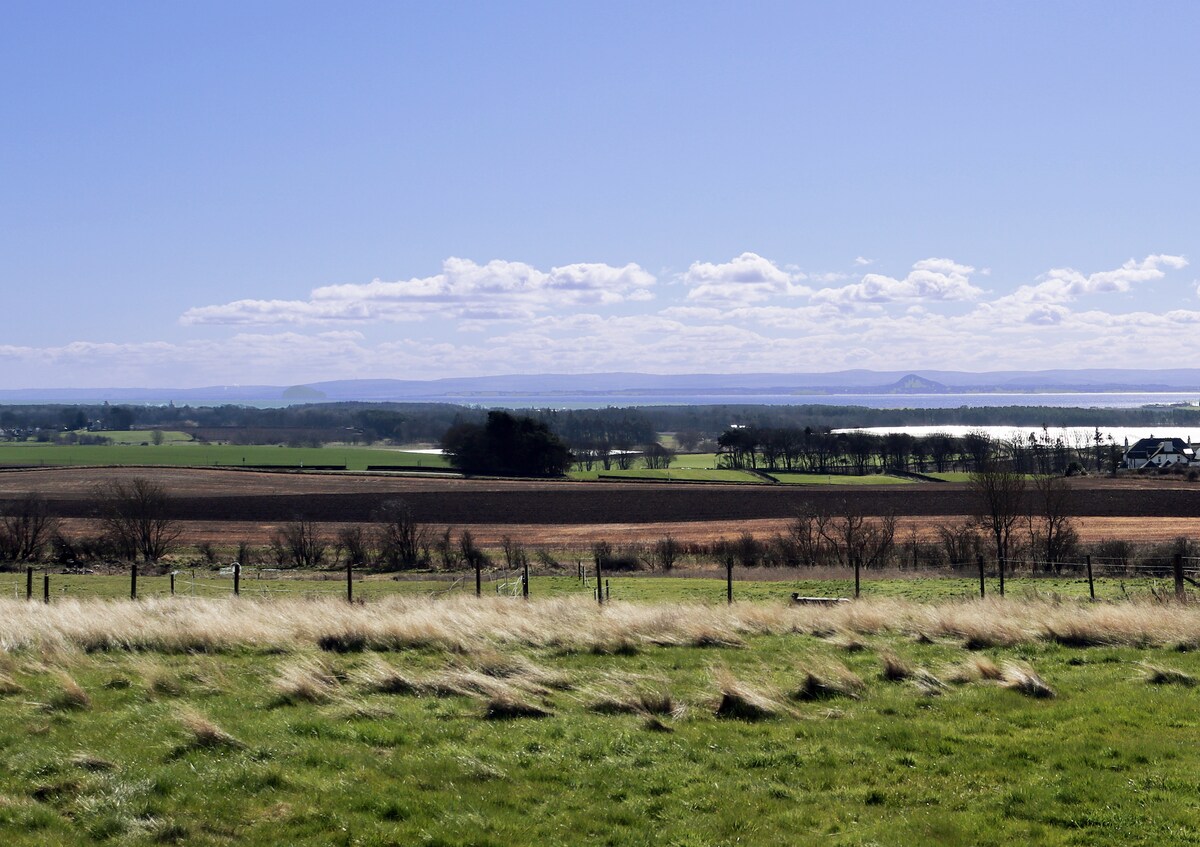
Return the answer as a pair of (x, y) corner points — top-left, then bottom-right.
(2, 2), (1198, 388)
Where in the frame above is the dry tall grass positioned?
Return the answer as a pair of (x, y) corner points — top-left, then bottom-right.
(3, 595), (1200, 656)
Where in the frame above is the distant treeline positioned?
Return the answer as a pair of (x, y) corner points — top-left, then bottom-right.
(2, 400), (1199, 448)
(638, 403), (1200, 432)
(715, 426), (1122, 475)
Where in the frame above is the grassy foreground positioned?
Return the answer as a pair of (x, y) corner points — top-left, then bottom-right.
(1, 595), (1200, 845)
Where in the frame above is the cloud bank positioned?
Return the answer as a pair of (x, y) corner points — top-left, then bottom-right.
(1, 252), (1192, 388)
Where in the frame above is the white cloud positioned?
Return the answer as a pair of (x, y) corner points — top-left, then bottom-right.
(812, 257), (981, 306)
(12, 248), (1200, 390)
(854, 256), (874, 266)
(682, 252), (809, 303)
(982, 254), (1190, 324)
(181, 257), (656, 326)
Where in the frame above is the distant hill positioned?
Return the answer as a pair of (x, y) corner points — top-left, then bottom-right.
(881, 374), (947, 393)
(1, 368), (1199, 405)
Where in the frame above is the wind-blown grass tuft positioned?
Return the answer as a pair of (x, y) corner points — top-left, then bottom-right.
(272, 658), (341, 704)
(46, 671), (90, 711)
(713, 668), (782, 721)
(791, 659), (864, 701)
(1001, 662), (1055, 698)
(483, 688), (552, 720)
(176, 707), (244, 751)
(946, 655), (1003, 684)
(879, 650), (913, 682)
(1139, 662), (1196, 687)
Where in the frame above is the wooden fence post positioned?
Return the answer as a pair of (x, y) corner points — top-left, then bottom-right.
(475, 556), (482, 597)
(854, 556), (861, 599)
(43, 574), (49, 604)
(522, 557), (529, 599)
(26, 566), (33, 601)
(170, 572), (176, 596)
(346, 561), (353, 604)
(999, 557), (1005, 598)
(130, 563), (137, 600)
(233, 561), (240, 597)
(977, 555), (985, 599)
(1174, 553), (1185, 602)
(1086, 554), (1095, 601)
(605, 579), (610, 602)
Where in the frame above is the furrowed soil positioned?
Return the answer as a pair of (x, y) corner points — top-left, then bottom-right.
(3, 466), (1200, 546)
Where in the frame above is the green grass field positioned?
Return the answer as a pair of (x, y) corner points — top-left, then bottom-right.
(3, 593), (1200, 845)
(0, 443), (450, 471)
(770, 471), (915, 485)
(0, 572), (1173, 605)
(86, 431), (195, 445)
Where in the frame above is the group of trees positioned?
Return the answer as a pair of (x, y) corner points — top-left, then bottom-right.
(0, 478), (180, 568)
(441, 411), (573, 477)
(715, 426), (1121, 476)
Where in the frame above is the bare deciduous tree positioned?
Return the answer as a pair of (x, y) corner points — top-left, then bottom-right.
(787, 503), (835, 567)
(458, 529), (489, 572)
(640, 535), (680, 572)
(434, 528), (462, 570)
(338, 525), (372, 567)
(272, 519), (328, 569)
(815, 503), (896, 572)
(374, 500), (428, 570)
(500, 534), (527, 572)
(0, 493), (60, 563)
(969, 460), (1027, 580)
(642, 443), (676, 470)
(1026, 474), (1078, 572)
(95, 478), (182, 563)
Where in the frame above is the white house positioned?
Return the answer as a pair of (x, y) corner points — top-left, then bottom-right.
(1121, 437), (1197, 469)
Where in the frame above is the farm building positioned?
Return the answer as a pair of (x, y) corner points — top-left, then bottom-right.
(1121, 437), (1197, 469)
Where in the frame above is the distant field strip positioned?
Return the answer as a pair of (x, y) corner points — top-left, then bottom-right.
(0, 444), (451, 471)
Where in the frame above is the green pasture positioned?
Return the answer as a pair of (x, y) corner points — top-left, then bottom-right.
(0, 443), (450, 471)
(85, 431), (195, 445)
(3, 596), (1200, 844)
(0, 571), (1173, 605)
(770, 471), (915, 485)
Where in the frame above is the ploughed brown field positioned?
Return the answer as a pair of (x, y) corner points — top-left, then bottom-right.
(3, 466), (1200, 547)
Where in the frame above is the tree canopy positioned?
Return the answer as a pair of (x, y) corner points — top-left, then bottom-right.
(441, 411), (572, 477)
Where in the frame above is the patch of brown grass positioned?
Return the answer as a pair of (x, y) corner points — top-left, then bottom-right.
(7, 594), (1200, 660)
(1001, 662), (1055, 698)
(272, 658), (341, 704)
(945, 655), (1003, 684)
(354, 656), (421, 695)
(879, 650), (913, 682)
(1139, 662), (1196, 687)
(791, 658), (864, 701)
(176, 707), (244, 750)
(46, 671), (90, 711)
(69, 751), (115, 772)
(713, 668), (783, 721)
(482, 686), (553, 720)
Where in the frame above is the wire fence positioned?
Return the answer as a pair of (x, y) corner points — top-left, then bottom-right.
(3, 554), (1200, 605)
